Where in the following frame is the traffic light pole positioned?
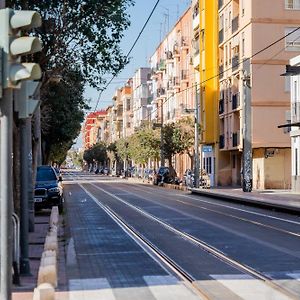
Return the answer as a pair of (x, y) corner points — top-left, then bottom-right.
(160, 99), (165, 167)
(0, 89), (13, 300)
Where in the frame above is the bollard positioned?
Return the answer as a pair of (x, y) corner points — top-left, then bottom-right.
(33, 283), (55, 300)
(41, 256), (56, 267)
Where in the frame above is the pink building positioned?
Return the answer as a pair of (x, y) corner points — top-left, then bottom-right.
(218, 0), (300, 189)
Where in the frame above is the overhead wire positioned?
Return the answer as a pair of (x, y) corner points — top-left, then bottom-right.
(93, 0), (161, 112)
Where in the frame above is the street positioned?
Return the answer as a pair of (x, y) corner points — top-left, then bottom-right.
(61, 171), (300, 300)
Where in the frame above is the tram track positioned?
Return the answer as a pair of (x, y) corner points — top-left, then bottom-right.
(81, 182), (299, 300)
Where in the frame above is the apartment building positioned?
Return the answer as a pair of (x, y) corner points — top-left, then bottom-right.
(217, 0), (300, 189)
(149, 7), (196, 177)
(132, 68), (151, 129)
(82, 110), (106, 149)
(192, 0), (219, 187)
(285, 55), (300, 192)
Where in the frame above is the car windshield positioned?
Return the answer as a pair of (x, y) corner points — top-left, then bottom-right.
(36, 169), (57, 181)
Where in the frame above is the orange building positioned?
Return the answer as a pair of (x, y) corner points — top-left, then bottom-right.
(82, 110), (107, 149)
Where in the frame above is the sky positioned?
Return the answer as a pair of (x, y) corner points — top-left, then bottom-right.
(84, 0), (191, 112)
(76, 0), (191, 148)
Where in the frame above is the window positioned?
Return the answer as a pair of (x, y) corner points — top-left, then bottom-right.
(285, 27), (300, 51)
(285, 0), (300, 9)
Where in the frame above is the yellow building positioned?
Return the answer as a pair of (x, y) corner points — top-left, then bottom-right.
(193, 0), (219, 186)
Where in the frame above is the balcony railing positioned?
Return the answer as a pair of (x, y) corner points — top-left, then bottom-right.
(232, 54), (239, 72)
(219, 99), (224, 114)
(219, 134), (225, 149)
(173, 76), (180, 86)
(232, 132), (240, 147)
(219, 64), (224, 79)
(181, 70), (188, 81)
(232, 15), (239, 34)
(218, 0), (223, 10)
(166, 51), (173, 60)
(232, 93), (239, 110)
(157, 87), (166, 97)
(219, 28), (224, 44)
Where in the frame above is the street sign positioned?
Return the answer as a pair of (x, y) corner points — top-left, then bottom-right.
(203, 145), (212, 153)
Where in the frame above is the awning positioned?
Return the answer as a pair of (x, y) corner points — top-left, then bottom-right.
(280, 65), (300, 77)
(278, 122), (300, 128)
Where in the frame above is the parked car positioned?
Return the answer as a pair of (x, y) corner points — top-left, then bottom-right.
(34, 165), (64, 213)
(153, 166), (174, 185)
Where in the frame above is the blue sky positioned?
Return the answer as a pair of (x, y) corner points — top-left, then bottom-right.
(84, 0), (191, 112)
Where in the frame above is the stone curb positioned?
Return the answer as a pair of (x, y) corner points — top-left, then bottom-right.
(33, 206), (59, 300)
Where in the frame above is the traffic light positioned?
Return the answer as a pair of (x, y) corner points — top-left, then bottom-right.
(15, 80), (40, 119)
(0, 8), (42, 89)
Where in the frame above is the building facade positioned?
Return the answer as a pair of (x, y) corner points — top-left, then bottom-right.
(217, 0), (300, 189)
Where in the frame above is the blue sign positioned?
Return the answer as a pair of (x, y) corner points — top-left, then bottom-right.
(202, 145), (213, 153)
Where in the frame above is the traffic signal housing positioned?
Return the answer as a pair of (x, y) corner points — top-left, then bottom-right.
(0, 8), (42, 89)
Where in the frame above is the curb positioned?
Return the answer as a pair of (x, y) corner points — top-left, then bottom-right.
(33, 206), (60, 300)
(191, 189), (300, 214)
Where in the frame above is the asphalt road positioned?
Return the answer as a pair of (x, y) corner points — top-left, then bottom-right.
(62, 171), (300, 300)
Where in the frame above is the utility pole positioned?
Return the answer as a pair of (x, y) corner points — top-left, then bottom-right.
(0, 89), (13, 300)
(15, 81), (40, 275)
(160, 99), (165, 167)
(194, 85), (200, 188)
(0, 8), (42, 299)
(242, 60), (252, 192)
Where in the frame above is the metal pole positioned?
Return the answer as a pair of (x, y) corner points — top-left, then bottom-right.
(194, 85), (200, 188)
(242, 60), (252, 192)
(160, 99), (165, 167)
(19, 118), (31, 275)
(0, 88), (13, 300)
(26, 118), (34, 233)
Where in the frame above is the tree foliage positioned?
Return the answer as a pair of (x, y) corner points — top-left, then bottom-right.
(41, 68), (88, 163)
(8, 0), (134, 87)
(83, 142), (107, 165)
(163, 117), (195, 163)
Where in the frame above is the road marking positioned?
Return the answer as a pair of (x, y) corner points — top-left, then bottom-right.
(181, 195), (300, 226)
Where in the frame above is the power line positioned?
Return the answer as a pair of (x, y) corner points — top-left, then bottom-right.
(93, 0), (161, 112)
(146, 26), (300, 121)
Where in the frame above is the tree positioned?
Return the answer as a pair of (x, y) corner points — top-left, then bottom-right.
(83, 142), (107, 165)
(41, 68), (88, 164)
(162, 116), (195, 167)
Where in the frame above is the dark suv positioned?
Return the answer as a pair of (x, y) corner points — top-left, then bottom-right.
(34, 166), (63, 213)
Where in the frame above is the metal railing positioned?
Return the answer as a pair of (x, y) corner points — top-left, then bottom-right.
(219, 28), (224, 44)
(232, 15), (239, 34)
(219, 134), (225, 149)
(12, 213), (20, 284)
(232, 54), (239, 71)
(219, 99), (224, 114)
(232, 93), (239, 110)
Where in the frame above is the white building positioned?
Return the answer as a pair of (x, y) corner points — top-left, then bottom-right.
(288, 55), (300, 192)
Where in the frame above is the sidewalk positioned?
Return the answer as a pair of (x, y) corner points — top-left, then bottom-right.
(191, 187), (300, 213)
(12, 211), (67, 300)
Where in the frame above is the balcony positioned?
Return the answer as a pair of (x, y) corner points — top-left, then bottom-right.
(181, 70), (188, 81)
(219, 134), (225, 149)
(157, 87), (166, 97)
(219, 64), (224, 79)
(232, 132), (240, 147)
(181, 36), (189, 49)
(219, 28), (224, 44)
(219, 99), (224, 114)
(173, 76), (180, 87)
(232, 54), (239, 72)
(232, 93), (239, 110)
(218, 0), (223, 10)
(158, 59), (166, 71)
(232, 15), (239, 34)
(166, 51), (173, 61)
(173, 44), (180, 57)
(167, 80), (173, 91)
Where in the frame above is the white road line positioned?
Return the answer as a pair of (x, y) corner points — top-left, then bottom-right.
(181, 195), (300, 226)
